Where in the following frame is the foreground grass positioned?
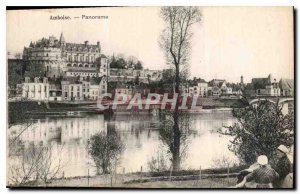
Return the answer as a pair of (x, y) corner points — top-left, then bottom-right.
(19, 174), (237, 188)
(123, 178), (236, 188)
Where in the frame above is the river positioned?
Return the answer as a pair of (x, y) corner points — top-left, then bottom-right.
(8, 111), (239, 178)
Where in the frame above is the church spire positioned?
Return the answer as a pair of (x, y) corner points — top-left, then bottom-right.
(59, 32), (65, 44)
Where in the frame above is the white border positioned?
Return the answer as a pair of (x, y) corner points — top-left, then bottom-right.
(1, 1), (298, 194)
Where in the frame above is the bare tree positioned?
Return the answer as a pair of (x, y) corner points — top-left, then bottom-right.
(159, 7), (201, 171)
(8, 141), (66, 186)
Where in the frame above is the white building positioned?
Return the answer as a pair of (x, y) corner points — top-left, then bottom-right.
(188, 80), (208, 97)
(22, 77), (49, 101)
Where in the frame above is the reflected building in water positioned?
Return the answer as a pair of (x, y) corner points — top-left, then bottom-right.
(8, 112), (238, 177)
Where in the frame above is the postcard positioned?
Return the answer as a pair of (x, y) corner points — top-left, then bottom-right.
(6, 6), (294, 189)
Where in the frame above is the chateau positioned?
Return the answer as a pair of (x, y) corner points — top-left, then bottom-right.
(22, 33), (109, 78)
(8, 33), (163, 101)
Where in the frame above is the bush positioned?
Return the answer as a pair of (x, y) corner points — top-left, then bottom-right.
(88, 130), (124, 174)
(220, 99), (294, 165)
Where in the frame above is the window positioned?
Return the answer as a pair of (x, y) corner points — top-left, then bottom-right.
(77, 92), (80, 97)
(71, 86), (74, 91)
(85, 56), (89, 62)
(77, 86), (80, 91)
(68, 55), (71, 61)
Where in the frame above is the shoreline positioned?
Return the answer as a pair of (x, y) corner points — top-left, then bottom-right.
(8, 100), (235, 116)
(8, 166), (245, 188)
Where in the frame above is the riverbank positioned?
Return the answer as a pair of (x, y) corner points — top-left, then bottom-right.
(11, 166), (245, 188)
(8, 98), (242, 114)
(22, 176), (237, 188)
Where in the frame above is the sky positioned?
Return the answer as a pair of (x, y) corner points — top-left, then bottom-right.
(7, 7), (294, 83)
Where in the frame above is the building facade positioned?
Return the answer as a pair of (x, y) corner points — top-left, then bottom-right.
(22, 77), (49, 101)
(22, 33), (109, 78)
(252, 74), (281, 97)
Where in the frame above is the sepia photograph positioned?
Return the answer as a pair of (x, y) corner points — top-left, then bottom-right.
(6, 6), (294, 189)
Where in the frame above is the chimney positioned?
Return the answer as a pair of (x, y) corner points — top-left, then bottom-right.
(84, 41), (89, 46)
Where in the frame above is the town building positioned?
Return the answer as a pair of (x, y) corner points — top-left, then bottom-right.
(108, 68), (162, 84)
(251, 74), (281, 96)
(207, 79), (227, 97)
(22, 77), (49, 101)
(61, 76), (107, 101)
(188, 80), (208, 97)
(48, 78), (62, 101)
(279, 79), (294, 97)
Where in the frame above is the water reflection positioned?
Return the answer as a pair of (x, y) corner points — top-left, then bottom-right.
(8, 111), (238, 177)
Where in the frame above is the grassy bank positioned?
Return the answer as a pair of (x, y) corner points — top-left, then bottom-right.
(16, 173), (237, 188)
(28, 176), (236, 188)
(197, 98), (246, 109)
(8, 101), (97, 125)
(14, 166), (244, 188)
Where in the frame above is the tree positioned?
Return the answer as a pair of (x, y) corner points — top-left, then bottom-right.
(158, 111), (191, 170)
(8, 141), (66, 186)
(88, 130), (124, 174)
(219, 99), (294, 165)
(127, 56), (138, 68)
(135, 60), (143, 70)
(159, 6), (201, 171)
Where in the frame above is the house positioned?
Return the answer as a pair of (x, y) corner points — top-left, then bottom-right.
(115, 83), (133, 97)
(251, 74), (280, 96)
(61, 76), (107, 101)
(22, 77), (49, 101)
(207, 79), (227, 97)
(187, 78), (208, 97)
(279, 79), (294, 97)
(89, 77), (107, 100)
(61, 77), (83, 101)
(212, 86), (221, 96)
(48, 78), (62, 101)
